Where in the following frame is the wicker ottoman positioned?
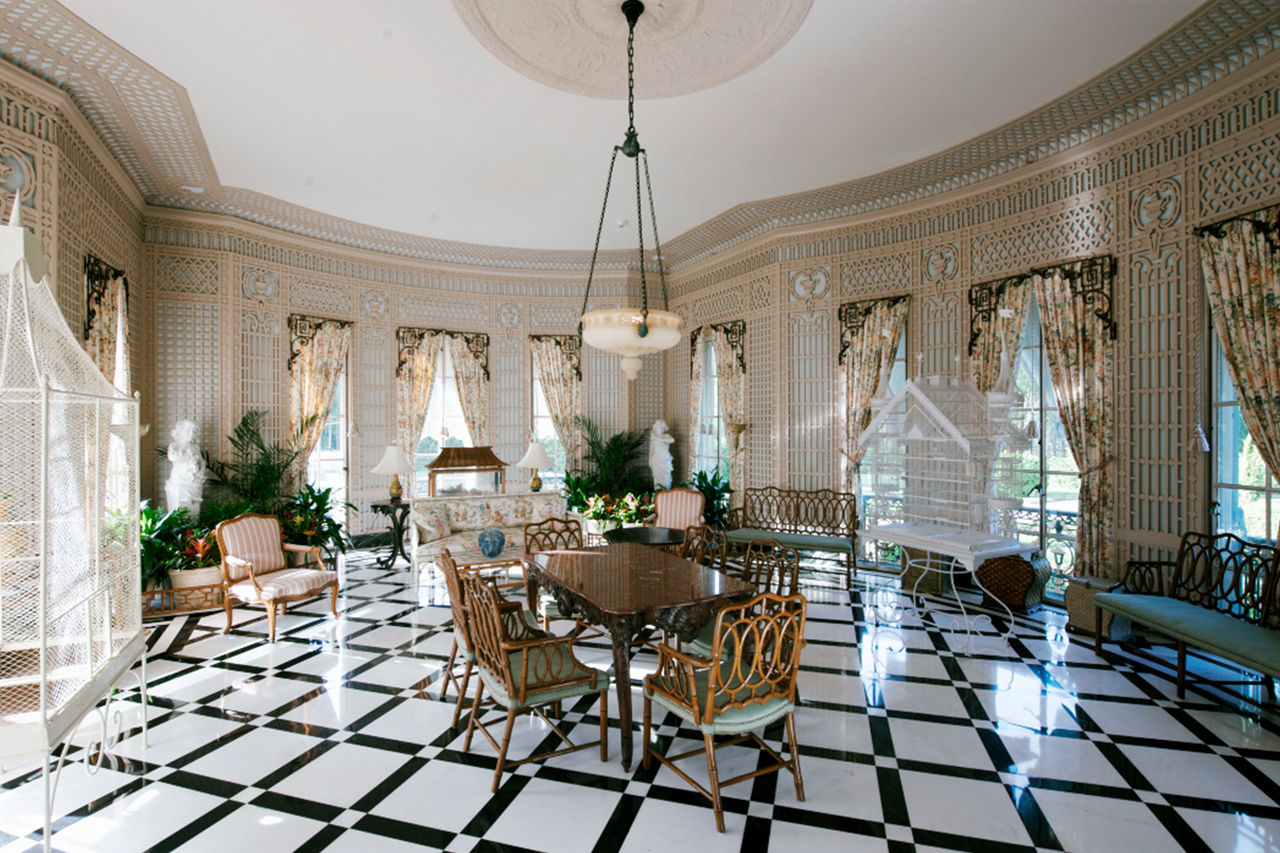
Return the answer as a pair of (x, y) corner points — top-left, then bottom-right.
(975, 553), (1052, 614)
(1064, 575), (1117, 637)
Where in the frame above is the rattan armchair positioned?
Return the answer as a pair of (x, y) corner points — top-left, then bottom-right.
(461, 571), (610, 792)
(681, 524), (729, 571)
(524, 517), (597, 634)
(436, 549), (548, 726)
(643, 592), (807, 831)
(685, 537), (801, 658)
(213, 512), (339, 642)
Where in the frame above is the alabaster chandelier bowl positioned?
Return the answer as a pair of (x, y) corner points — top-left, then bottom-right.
(581, 307), (681, 379)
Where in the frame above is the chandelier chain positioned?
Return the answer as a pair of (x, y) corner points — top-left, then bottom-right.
(627, 14), (636, 136)
(634, 149), (648, 322)
(642, 151), (669, 310)
(579, 145), (621, 334)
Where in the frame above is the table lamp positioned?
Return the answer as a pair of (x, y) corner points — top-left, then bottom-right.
(372, 445), (414, 502)
(515, 441), (553, 492)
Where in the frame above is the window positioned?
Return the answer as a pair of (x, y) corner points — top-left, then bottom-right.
(858, 330), (906, 569)
(414, 346), (474, 490)
(1007, 301), (1080, 596)
(530, 369), (566, 489)
(1211, 335), (1278, 543)
(692, 343), (729, 479)
(306, 371), (347, 513)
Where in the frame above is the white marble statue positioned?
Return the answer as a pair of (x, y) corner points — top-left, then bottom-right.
(165, 419), (206, 517)
(649, 419), (675, 490)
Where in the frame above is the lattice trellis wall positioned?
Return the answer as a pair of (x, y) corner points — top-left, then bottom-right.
(9, 55), (1280, 558)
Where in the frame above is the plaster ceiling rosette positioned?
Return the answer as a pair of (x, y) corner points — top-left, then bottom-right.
(451, 0), (813, 99)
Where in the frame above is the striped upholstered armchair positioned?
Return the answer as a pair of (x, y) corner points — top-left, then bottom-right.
(213, 512), (340, 641)
(652, 487), (705, 531)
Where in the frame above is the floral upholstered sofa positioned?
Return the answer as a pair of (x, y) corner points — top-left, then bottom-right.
(409, 491), (566, 572)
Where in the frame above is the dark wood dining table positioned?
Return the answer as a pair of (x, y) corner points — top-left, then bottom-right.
(602, 525), (686, 547)
(523, 542), (756, 770)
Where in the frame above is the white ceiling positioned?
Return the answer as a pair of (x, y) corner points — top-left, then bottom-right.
(58, 0), (1204, 253)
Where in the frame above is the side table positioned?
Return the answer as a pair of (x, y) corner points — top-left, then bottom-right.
(371, 500), (411, 568)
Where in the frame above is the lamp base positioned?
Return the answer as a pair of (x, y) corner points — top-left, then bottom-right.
(389, 474), (404, 502)
(529, 471), (543, 492)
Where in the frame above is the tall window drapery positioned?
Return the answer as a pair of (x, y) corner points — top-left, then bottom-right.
(690, 321), (746, 501)
(444, 331), (490, 446)
(967, 276), (1033, 394)
(1031, 256), (1117, 579)
(1197, 208), (1280, 491)
(529, 334), (583, 465)
(288, 314), (353, 484)
(839, 295), (909, 492)
(396, 327), (444, 489)
(84, 254), (129, 392)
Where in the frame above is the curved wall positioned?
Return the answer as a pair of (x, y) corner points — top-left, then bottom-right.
(2, 49), (1280, 562)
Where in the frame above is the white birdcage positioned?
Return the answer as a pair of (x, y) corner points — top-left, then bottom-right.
(858, 375), (1024, 540)
(0, 200), (145, 850)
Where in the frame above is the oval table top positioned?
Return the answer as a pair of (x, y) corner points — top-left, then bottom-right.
(602, 525), (686, 547)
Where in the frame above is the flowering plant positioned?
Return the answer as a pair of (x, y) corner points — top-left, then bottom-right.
(613, 492), (654, 524)
(583, 494), (614, 522)
(179, 528), (219, 569)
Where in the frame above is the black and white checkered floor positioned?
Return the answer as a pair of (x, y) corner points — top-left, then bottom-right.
(3, 549), (1279, 852)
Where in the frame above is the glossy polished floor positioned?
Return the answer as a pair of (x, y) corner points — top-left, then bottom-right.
(2, 550), (1279, 853)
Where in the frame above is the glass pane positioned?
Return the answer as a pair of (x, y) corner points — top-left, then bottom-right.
(1042, 415), (1078, 475)
(1213, 336), (1237, 403)
(1216, 486), (1269, 542)
(1215, 405), (1265, 487)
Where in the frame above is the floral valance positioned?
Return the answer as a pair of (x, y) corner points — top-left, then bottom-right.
(529, 333), (582, 380)
(1031, 255), (1118, 341)
(838, 295), (908, 365)
(397, 327), (489, 380)
(689, 320), (745, 377)
(289, 314), (352, 371)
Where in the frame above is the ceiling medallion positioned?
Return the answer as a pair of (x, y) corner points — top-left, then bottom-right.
(452, 0), (813, 99)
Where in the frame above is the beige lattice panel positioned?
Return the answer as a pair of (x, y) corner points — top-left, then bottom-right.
(354, 324), (393, 502)
(746, 314), (774, 490)
(786, 310), (831, 491)
(155, 300), (219, 474)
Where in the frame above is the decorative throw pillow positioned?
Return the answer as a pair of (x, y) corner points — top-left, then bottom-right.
(415, 506), (450, 542)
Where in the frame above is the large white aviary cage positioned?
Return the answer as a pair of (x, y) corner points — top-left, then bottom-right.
(857, 375), (1026, 565)
(0, 202), (145, 848)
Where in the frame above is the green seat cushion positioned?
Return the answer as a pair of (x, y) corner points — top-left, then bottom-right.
(1094, 593), (1280, 678)
(477, 649), (609, 710)
(724, 528), (853, 553)
(645, 664), (795, 735)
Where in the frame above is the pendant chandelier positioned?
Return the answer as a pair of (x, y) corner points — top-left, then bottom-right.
(578, 0), (681, 381)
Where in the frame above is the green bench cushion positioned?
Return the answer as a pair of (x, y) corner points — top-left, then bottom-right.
(1094, 592), (1280, 679)
(724, 528), (854, 554)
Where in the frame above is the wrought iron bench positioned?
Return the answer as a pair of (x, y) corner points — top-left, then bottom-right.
(724, 486), (858, 586)
(1093, 531), (1279, 702)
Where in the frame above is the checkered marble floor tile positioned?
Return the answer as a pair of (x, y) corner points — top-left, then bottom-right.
(2, 549), (1278, 852)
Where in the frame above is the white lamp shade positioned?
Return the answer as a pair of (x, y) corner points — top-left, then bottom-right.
(371, 445), (414, 475)
(515, 441), (553, 469)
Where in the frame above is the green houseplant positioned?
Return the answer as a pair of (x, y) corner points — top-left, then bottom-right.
(138, 501), (192, 590)
(280, 483), (355, 559)
(688, 469), (733, 529)
(571, 416), (653, 500)
(204, 409), (313, 514)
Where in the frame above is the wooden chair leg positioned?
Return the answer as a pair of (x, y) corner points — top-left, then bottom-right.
(266, 602), (278, 642)
(492, 708), (518, 793)
(1176, 641), (1187, 699)
(599, 690), (609, 761)
(329, 583), (339, 618)
(785, 712), (805, 801)
(223, 593), (234, 634)
(463, 677), (485, 752)
(439, 639), (459, 701)
(642, 692), (652, 770)
(452, 660), (474, 728)
(704, 733), (725, 832)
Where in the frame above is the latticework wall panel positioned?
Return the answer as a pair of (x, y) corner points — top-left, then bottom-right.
(746, 314), (774, 489)
(491, 334), (525, 474)
(786, 310), (831, 491)
(353, 324), (393, 506)
(155, 300), (219, 460)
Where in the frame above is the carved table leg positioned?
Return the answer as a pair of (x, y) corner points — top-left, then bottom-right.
(611, 633), (635, 771)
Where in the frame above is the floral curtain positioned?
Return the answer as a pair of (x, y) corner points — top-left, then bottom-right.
(396, 328), (443, 492)
(1197, 207), (1280, 484)
(688, 328), (707, 465)
(710, 322), (746, 507)
(84, 255), (129, 391)
(1032, 257), (1117, 579)
(445, 332), (490, 446)
(530, 334), (582, 465)
(968, 275), (1032, 394)
(839, 295), (909, 491)
(288, 314), (352, 481)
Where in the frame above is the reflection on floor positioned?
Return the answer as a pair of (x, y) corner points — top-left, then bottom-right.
(2, 549), (1278, 852)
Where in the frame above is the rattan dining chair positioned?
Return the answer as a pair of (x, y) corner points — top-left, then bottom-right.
(524, 517), (599, 635)
(681, 524), (730, 572)
(436, 549), (548, 726)
(461, 570), (610, 793)
(685, 537), (801, 658)
(643, 592), (807, 831)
